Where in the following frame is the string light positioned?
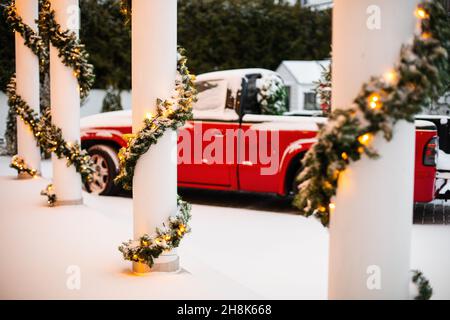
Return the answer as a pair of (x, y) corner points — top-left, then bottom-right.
(421, 32), (432, 39)
(358, 133), (373, 146)
(293, 0), (450, 229)
(368, 93), (382, 110)
(341, 152), (348, 160)
(329, 203), (336, 210)
(145, 112), (154, 120)
(384, 70), (398, 84)
(4, 1), (95, 189)
(415, 7), (428, 19)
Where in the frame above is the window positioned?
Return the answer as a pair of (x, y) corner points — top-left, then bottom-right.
(194, 80), (227, 112)
(285, 86), (291, 111)
(304, 92), (318, 110)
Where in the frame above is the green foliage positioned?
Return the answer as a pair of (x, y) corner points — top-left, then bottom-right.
(80, 0), (131, 90)
(178, 0), (331, 75)
(101, 88), (123, 113)
(1, 0), (330, 92)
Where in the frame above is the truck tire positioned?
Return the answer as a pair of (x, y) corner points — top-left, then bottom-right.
(85, 145), (121, 196)
(285, 154), (304, 197)
(290, 167), (303, 196)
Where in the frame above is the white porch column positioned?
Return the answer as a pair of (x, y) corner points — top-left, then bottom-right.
(15, 0), (41, 178)
(329, 0), (418, 299)
(132, 0), (178, 273)
(50, 0), (82, 205)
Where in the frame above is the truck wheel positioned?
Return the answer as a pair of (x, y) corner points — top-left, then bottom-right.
(85, 145), (120, 196)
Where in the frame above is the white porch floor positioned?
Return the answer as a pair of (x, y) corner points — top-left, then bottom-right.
(0, 156), (448, 299)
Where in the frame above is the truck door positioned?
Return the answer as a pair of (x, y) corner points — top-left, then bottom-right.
(178, 79), (239, 189)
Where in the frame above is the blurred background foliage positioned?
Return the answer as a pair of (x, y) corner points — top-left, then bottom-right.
(0, 0), (331, 92)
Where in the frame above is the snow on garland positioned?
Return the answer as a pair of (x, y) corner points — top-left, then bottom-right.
(4, 0), (95, 185)
(115, 48), (196, 266)
(10, 155), (38, 177)
(256, 74), (288, 115)
(293, 0), (450, 227)
(116, 2), (196, 269)
(6, 76), (94, 183)
(119, 197), (191, 268)
(39, 0), (95, 99)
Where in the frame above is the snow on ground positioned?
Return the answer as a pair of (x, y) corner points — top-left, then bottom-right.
(0, 156), (449, 299)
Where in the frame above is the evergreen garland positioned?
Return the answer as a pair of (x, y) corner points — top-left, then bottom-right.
(293, 0), (450, 227)
(412, 270), (433, 300)
(115, 5), (197, 265)
(40, 184), (56, 207)
(10, 155), (38, 177)
(6, 76), (94, 183)
(39, 0), (95, 99)
(119, 197), (191, 268)
(4, 0), (96, 185)
(101, 87), (123, 113)
(4, 1), (49, 73)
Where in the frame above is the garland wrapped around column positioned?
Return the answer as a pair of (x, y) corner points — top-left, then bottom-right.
(116, 47), (197, 267)
(4, 0), (95, 192)
(294, 0), (450, 227)
(39, 0), (95, 99)
(116, 2), (197, 268)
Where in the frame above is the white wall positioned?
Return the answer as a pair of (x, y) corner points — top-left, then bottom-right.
(0, 89), (131, 140)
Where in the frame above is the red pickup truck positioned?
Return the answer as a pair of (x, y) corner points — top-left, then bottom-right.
(80, 69), (438, 202)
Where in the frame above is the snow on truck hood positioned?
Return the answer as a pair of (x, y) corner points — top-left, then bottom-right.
(81, 110), (132, 129)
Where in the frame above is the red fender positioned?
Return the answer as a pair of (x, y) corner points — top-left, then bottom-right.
(277, 138), (317, 195)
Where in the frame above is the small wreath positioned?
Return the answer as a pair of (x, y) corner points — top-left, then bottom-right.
(119, 197), (191, 268)
(294, 0), (450, 227)
(256, 74), (288, 115)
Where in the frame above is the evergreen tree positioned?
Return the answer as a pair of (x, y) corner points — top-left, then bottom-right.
(101, 87), (123, 113)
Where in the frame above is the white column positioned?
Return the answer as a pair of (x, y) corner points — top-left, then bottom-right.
(132, 0), (178, 273)
(15, 0), (41, 178)
(329, 0), (418, 299)
(50, 0), (82, 205)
